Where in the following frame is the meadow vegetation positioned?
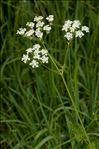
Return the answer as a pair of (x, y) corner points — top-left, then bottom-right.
(0, 0), (99, 148)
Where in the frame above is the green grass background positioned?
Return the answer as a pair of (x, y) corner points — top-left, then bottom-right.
(0, 0), (99, 148)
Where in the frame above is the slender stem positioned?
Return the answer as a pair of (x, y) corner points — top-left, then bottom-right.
(41, 40), (91, 144)
(42, 41), (60, 74)
(63, 42), (70, 67)
(61, 74), (91, 144)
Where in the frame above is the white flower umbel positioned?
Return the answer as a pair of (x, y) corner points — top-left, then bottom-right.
(43, 25), (51, 33)
(25, 29), (34, 37)
(69, 27), (75, 32)
(17, 15), (54, 39)
(62, 20), (72, 32)
(33, 44), (41, 50)
(36, 21), (44, 28)
(40, 49), (48, 56)
(34, 16), (43, 22)
(39, 49), (48, 63)
(16, 28), (26, 35)
(35, 28), (43, 39)
(17, 15), (53, 68)
(21, 54), (30, 63)
(81, 26), (89, 33)
(75, 30), (84, 38)
(46, 15), (54, 22)
(41, 56), (48, 63)
(62, 19), (89, 41)
(26, 48), (33, 54)
(64, 32), (73, 40)
(21, 44), (48, 68)
(72, 20), (81, 29)
(26, 22), (35, 28)
(33, 52), (41, 60)
(29, 60), (39, 68)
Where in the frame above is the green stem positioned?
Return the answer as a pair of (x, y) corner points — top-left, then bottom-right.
(63, 42), (70, 67)
(61, 74), (91, 144)
(41, 40), (91, 144)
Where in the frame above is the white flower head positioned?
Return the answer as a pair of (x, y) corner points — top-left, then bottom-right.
(69, 27), (76, 32)
(65, 20), (73, 26)
(26, 22), (34, 28)
(33, 44), (41, 50)
(25, 29), (34, 37)
(33, 48), (48, 62)
(21, 44), (49, 68)
(33, 52), (41, 59)
(82, 26), (89, 33)
(62, 19), (89, 40)
(64, 32), (73, 40)
(26, 48), (33, 54)
(36, 21), (44, 28)
(35, 29), (43, 39)
(17, 14), (54, 40)
(46, 15), (54, 22)
(21, 54), (30, 63)
(75, 30), (84, 38)
(34, 16), (43, 22)
(43, 25), (51, 33)
(72, 20), (81, 29)
(40, 49), (48, 56)
(41, 56), (48, 63)
(16, 28), (26, 35)
(29, 60), (39, 68)
(62, 20), (72, 32)
(17, 15), (54, 68)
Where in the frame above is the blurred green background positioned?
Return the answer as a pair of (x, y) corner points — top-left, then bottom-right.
(0, 0), (99, 148)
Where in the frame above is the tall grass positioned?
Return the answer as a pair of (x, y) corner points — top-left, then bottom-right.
(0, 0), (99, 149)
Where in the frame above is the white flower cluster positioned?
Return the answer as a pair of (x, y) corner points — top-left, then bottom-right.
(21, 44), (48, 68)
(16, 15), (54, 39)
(62, 20), (89, 40)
